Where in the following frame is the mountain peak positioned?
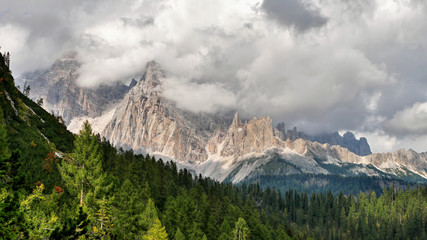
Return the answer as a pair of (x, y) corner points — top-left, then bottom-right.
(139, 61), (164, 96)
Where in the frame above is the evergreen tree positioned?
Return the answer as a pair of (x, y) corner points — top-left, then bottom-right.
(60, 120), (107, 207)
(174, 227), (186, 240)
(94, 197), (113, 238)
(142, 198), (159, 231)
(143, 218), (169, 240)
(218, 220), (232, 240)
(50, 206), (89, 239)
(232, 217), (249, 240)
(112, 180), (147, 238)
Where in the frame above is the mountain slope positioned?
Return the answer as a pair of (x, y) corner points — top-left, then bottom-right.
(0, 53), (75, 189)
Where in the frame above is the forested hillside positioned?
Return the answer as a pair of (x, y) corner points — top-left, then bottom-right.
(1, 52), (427, 239)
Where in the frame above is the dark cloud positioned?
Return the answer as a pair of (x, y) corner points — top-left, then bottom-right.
(262, 0), (327, 32)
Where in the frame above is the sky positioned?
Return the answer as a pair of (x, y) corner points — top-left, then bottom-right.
(1, 0), (427, 153)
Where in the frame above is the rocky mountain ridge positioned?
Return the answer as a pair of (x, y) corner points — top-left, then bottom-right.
(18, 58), (427, 183)
(98, 62), (426, 182)
(276, 122), (372, 156)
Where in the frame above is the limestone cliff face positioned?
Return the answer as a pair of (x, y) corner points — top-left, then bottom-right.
(16, 54), (131, 124)
(102, 62), (230, 163)
(101, 62), (287, 164)
(218, 113), (283, 159)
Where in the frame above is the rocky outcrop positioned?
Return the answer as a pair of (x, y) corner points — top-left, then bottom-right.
(102, 62), (230, 163)
(276, 122), (372, 156)
(216, 113), (283, 159)
(16, 53), (132, 124)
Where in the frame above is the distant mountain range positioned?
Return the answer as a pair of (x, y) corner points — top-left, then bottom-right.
(18, 55), (427, 185)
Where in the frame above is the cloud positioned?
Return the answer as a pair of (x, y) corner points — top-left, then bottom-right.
(2, 0), (427, 152)
(261, 0), (327, 32)
(351, 130), (398, 153)
(383, 102), (427, 137)
(162, 77), (237, 114)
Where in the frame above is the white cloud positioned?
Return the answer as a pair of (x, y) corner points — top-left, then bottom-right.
(162, 77), (237, 113)
(383, 102), (427, 136)
(353, 130), (398, 153)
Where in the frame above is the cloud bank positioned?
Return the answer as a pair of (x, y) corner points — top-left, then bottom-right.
(2, 0), (427, 152)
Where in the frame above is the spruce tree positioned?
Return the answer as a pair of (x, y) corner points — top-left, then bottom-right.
(143, 218), (168, 240)
(60, 121), (106, 207)
(142, 198), (159, 231)
(232, 218), (249, 240)
(174, 227), (186, 240)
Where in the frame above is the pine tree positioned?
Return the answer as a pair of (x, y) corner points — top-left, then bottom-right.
(232, 218), (249, 240)
(174, 227), (186, 240)
(143, 218), (168, 240)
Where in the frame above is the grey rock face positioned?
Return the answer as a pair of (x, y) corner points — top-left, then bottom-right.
(16, 54), (132, 124)
(275, 122), (372, 156)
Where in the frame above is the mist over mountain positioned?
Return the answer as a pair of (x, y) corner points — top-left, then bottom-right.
(4, 0), (427, 153)
(17, 56), (427, 185)
(276, 122), (372, 156)
(15, 54), (134, 124)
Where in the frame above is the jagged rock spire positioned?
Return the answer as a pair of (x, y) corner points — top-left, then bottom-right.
(232, 112), (241, 128)
(140, 61), (164, 96)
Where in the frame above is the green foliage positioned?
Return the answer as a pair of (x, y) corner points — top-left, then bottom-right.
(60, 120), (108, 209)
(93, 197), (113, 238)
(233, 217), (250, 240)
(111, 179), (148, 238)
(249, 173), (419, 196)
(0, 110), (10, 160)
(50, 206), (90, 239)
(143, 218), (169, 240)
(0, 188), (24, 238)
(174, 227), (186, 240)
